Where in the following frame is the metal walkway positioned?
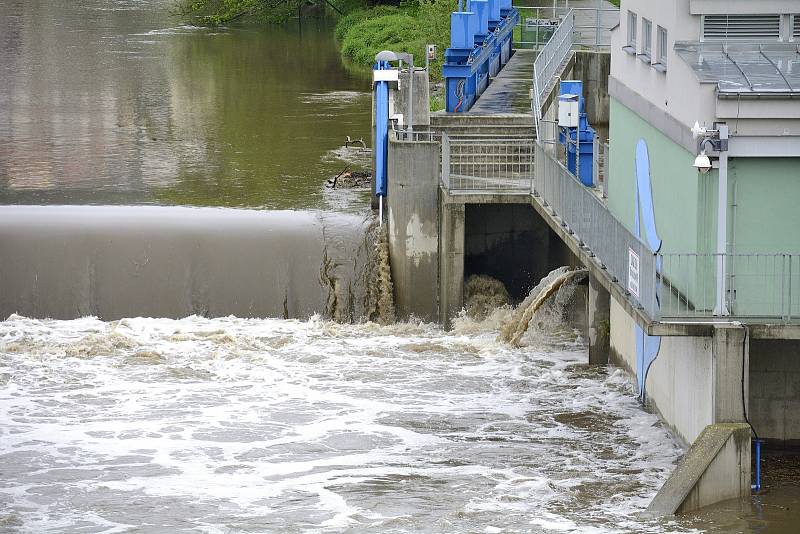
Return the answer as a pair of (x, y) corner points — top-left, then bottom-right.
(468, 50), (535, 115)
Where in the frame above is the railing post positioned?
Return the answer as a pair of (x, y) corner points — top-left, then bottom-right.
(441, 132), (450, 190)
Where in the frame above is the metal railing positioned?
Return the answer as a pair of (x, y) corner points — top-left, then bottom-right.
(442, 132), (535, 193)
(533, 142), (658, 318)
(593, 137), (609, 197)
(659, 253), (800, 321)
(516, 4), (618, 50)
(532, 10), (574, 132)
(392, 129), (441, 142)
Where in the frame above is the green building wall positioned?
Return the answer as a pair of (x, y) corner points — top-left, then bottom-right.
(607, 98), (800, 318)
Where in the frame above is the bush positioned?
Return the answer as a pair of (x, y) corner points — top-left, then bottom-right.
(335, 0), (456, 81)
(340, 13), (424, 66)
(334, 5), (399, 41)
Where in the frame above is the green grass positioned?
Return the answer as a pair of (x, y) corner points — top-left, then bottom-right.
(334, 0), (456, 83)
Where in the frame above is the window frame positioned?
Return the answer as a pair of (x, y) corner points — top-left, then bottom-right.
(627, 11), (638, 48)
(641, 18), (653, 60)
(656, 25), (668, 70)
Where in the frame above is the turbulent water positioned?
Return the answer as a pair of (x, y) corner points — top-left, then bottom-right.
(0, 311), (697, 533)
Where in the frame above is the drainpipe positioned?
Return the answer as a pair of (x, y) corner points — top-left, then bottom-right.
(714, 124), (730, 316)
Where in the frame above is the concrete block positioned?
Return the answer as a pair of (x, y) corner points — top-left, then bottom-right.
(387, 138), (440, 321)
(712, 324), (748, 424)
(395, 69), (430, 128)
(588, 274), (610, 365)
(645, 423), (751, 516)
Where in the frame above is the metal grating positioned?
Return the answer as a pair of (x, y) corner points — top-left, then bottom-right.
(794, 15), (800, 39)
(703, 14), (781, 41)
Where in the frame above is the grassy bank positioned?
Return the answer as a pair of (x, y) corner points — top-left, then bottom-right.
(334, 0), (456, 83)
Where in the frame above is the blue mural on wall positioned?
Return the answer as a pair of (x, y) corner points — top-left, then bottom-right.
(633, 139), (662, 402)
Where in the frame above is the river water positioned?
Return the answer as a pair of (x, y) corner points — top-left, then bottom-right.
(0, 313), (691, 533)
(1, 1), (798, 533)
(0, 0), (372, 211)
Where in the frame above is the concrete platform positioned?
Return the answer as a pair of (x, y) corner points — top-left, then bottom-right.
(469, 50), (535, 115)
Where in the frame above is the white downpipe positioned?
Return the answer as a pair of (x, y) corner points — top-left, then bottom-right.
(714, 125), (730, 316)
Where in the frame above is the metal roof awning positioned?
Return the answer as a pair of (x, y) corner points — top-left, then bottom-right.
(675, 41), (800, 96)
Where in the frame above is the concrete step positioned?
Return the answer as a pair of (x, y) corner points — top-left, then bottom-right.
(430, 113), (533, 127)
(434, 126), (536, 138)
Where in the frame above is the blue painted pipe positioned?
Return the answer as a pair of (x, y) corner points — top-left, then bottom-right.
(752, 439), (763, 491)
(373, 60), (390, 198)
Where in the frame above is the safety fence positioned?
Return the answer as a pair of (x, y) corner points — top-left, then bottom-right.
(441, 132), (536, 193)
(516, 4), (619, 50)
(532, 9), (574, 129)
(659, 253), (800, 321)
(533, 142), (659, 318)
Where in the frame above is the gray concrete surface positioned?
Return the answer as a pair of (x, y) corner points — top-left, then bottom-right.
(750, 339), (800, 448)
(439, 202), (465, 329)
(588, 274), (610, 364)
(469, 50), (535, 115)
(646, 423), (751, 516)
(387, 137), (440, 321)
(395, 69), (431, 129)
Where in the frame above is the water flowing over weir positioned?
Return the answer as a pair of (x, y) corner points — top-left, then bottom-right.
(0, 206), (393, 323)
(0, 314), (690, 533)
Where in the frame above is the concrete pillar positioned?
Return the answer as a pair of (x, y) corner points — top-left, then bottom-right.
(712, 324), (749, 424)
(439, 200), (465, 329)
(387, 138), (440, 321)
(588, 274), (610, 365)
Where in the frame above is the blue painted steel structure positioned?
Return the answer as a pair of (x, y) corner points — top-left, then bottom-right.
(558, 80), (596, 186)
(443, 0), (519, 113)
(373, 60), (390, 198)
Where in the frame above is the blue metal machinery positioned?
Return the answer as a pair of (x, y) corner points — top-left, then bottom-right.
(443, 0), (519, 113)
(372, 56), (400, 222)
(558, 80), (596, 186)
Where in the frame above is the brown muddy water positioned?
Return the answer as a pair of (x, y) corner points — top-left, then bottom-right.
(0, 0), (372, 211)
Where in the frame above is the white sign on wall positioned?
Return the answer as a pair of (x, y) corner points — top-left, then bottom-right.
(628, 248), (640, 299)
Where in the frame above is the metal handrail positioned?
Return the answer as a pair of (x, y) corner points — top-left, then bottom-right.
(533, 142), (659, 318)
(532, 10), (575, 136)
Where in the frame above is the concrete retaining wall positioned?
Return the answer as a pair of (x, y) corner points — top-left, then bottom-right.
(610, 294), (716, 446)
(387, 138), (440, 321)
(750, 339), (800, 448)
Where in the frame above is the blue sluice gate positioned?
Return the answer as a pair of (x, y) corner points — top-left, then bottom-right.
(443, 0), (519, 113)
(558, 80), (596, 186)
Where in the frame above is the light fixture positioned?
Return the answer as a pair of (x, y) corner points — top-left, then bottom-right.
(693, 150), (712, 174)
(690, 120), (707, 140)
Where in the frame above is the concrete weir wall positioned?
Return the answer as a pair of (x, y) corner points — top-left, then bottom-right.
(0, 205), (372, 321)
(387, 137), (440, 321)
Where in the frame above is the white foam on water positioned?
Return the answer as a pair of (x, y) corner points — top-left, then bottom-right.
(299, 91), (370, 105)
(0, 314), (689, 533)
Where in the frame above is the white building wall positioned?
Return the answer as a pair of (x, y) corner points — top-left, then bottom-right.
(611, 0), (714, 130)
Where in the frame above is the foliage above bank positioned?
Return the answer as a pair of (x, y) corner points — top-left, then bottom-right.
(335, 0), (456, 82)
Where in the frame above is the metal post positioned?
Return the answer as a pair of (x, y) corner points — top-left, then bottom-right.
(408, 60), (414, 133)
(714, 124), (730, 316)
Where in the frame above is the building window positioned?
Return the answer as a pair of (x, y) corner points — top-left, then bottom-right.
(656, 25), (668, 71)
(627, 11), (637, 48)
(641, 18), (652, 61)
(702, 14), (781, 41)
